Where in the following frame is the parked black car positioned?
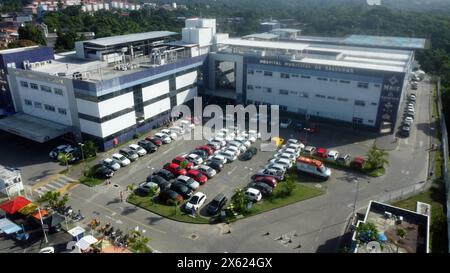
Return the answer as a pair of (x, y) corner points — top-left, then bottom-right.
(137, 140), (158, 153)
(152, 169), (175, 181)
(248, 182), (273, 197)
(207, 161), (224, 172)
(158, 190), (183, 205)
(95, 165), (114, 179)
(170, 182), (193, 199)
(147, 175), (171, 190)
(207, 193), (228, 215)
(240, 147), (257, 161)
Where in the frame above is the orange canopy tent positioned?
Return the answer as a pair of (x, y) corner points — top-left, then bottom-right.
(32, 209), (49, 220)
(0, 196), (31, 215)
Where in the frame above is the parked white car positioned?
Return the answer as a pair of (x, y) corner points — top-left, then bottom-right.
(264, 163), (287, 173)
(185, 192), (207, 211)
(210, 154), (227, 165)
(225, 145), (240, 156)
(217, 150), (237, 163)
(327, 150), (339, 161)
(210, 137), (227, 147)
(154, 132), (172, 144)
(234, 137), (251, 148)
(274, 152), (296, 163)
(129, 144), (147, 157)
(112, 153), (131, 166)
(280, 147), (301, 157)
(102, 158), (121, 171)
(245, 188), (262, 202)
(282, 143), (304, 152)
(170, 126), (185, 136)
(160, 129), (177, 140)
(269, 158), (293, 169)
(186, 154), (203, 165)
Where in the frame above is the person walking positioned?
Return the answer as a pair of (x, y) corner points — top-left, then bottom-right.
(119, 191), (124, 202)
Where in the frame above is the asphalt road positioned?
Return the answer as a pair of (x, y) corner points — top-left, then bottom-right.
(0, 78), (433, 253)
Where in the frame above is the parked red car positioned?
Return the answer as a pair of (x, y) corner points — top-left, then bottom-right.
(172, 156), (194, 170)
(252, 175), (278, 188)
(146, 136), (162, 146)
(350, 157), (366, 170)
(196, 145), (215, 155)
(305, 122), (317, 133)
(163, 163), (187, 176)
(315, 147), (328, 158)
(187, 169), (208, 185)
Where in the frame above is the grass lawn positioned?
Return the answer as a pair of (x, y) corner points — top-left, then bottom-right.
(79, 176), (104, 187)
(367, 167), (385, 177)
(127, 194), (210, 224)
(247, 183), (324, 216)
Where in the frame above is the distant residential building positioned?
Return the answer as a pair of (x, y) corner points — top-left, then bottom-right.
(259, 21), (280, 33)
(0, 165), (24, 197)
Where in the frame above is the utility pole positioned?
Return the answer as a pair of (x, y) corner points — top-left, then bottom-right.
(353, 178), (360, 220)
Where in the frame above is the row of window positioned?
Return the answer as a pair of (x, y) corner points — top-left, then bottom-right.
(247, 69), (381, 89)
(24, 99), (67, 115)
(313, 95), (378, 106)
(20, 81), (64, 96)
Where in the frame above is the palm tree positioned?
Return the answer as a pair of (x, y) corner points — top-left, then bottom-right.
(58, 152), (72, 172)
(128, 230), (152, 253)
(366, 146), (389, 170)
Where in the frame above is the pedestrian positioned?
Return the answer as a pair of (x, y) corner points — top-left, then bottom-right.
(119, 191), (124, 202)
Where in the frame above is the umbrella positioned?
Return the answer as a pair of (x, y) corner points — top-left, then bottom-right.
(378, 233), (388, 242)
(0, 196), (31, 214)
(32, 209), (49, 220)
(18, 203), (38, 215)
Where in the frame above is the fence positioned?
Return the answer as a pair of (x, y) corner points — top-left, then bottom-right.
(436, 78), (450, 252)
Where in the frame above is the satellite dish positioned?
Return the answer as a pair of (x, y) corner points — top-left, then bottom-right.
(366, 241), (381, 253)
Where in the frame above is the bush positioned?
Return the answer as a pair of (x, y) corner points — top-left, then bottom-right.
(133, 133), (141, 139)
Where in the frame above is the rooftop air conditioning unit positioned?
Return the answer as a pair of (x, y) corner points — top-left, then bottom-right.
(384, 211), (393, 219)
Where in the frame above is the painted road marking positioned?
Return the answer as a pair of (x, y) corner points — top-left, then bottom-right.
(227, 166), (237, 175)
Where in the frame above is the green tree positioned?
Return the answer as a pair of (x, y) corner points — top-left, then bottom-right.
(18, 24), (46, 46)
(128, 230), (152, 253)
(82, 140), (98, 158)
(37, 191), (69, 211)
(356, 222), (380, 244)
(366, 146), (389, 170)
(275, 174), (297, 198)
(54, 30), (78, 51)
(396, 228), (406, 238)
(58, 152), (72, 171)
(231, 188), (249, 214)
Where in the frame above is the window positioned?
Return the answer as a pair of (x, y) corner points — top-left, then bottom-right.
(337, 97), (348, 102)
(41, 85), (52, 93)
(263, 87), (272, 93)
(290, 91), (298, 95)
(291, 74), (299, 78)
(357, 82), (369, 89)
(368, 120), (374, 123)
(255, 86), (261, 89)
(317, 77), (328, 81)
(355, 100), (366, 106)
(247, 69), (254, 75)
(34, 102), (42, 109)
(54, 88), (63, 96)
(352, 117), (363, 124)
(24, 99), (32, 106)
(327, 96), (335, 100)
(329, 79), (338, 82)
(371, 102), (377, 106)
(374, 84), (381, 88)
(20, 81), (28, 88)
(263, 71), (273, 76)
(255, 70), (262, 73)
(44, 104), (55, 112)
(301, 75), (311, 79)
(247, 85), (254, 90)
(280, 73), (290, 79)
(247, 100), (253, 104)
(315, 94), (325, 99)
(58, 108), (67, 115)
(340, 80), (350, 84)
(299, 92), (309, 98)
(280, 105), (287, 111)
(279, 89), (289, 95)
(30, 83), (38, 90)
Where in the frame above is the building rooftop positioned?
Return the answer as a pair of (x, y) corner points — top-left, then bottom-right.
(84, 31), (177, 47)
(218, 38), (412, 72)
(353, 201), (429, 253)
(0, 45), (40, 55)
(271, 28), (301, 33)
(243, 33), (280, 40)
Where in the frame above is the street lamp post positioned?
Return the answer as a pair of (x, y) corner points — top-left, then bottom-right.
(78, 142), (85, 166)
(352, 178), (360, 219)
(37, 208), (49, 244)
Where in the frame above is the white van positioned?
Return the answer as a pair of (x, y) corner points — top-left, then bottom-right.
(296, 157), (331, 179)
